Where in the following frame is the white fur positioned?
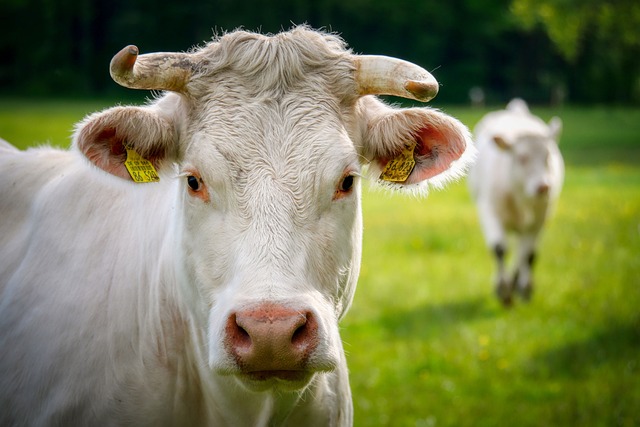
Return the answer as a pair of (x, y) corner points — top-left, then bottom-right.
(0, 27), (473, 426)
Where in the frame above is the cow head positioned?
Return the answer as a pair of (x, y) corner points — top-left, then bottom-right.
(73, 27), (473, 392)
(492, 114), (562, 199)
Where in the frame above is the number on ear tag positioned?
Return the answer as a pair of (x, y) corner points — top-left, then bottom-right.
(124, 147), (160, 183)
(379, 142), (416, 183)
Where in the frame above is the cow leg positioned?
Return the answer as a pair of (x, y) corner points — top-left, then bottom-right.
(477, 201), (512, 306)
(513, 234), (537, 301)
(493, 243), (513, 306)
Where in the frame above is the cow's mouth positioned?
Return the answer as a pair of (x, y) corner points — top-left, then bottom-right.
(237, 370), (314, 391)
(247, 370), (309, 382)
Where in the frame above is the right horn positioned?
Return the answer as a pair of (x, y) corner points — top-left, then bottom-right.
(110, 45), (195, 92)
(353, 55), (439, 102)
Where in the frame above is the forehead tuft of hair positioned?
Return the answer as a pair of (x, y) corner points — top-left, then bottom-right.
(187, 26), (357, 99)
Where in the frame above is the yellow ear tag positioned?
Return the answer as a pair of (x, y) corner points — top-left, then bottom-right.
(124, 147), (160, 183)
(379, 142), (416, 183)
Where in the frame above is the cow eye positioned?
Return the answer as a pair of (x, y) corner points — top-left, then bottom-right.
(187, 175), (200, 191)
(184, 173), (210, 202)
(340, 175), (354, 192)
(334, 174), (356, 200)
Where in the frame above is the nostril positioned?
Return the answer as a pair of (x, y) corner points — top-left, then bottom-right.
(236, 326), (251, 348)
(291, 316), (308, 346)
(291, 311), (317, 350)
(226, 313), (252, 350)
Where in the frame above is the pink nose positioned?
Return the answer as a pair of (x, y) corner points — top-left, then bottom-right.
(225, 303), (318, 378)
(537, 183), (550, 195)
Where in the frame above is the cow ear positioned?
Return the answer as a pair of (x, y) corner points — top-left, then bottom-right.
(358, 97), (474, 193)
(74, 104), (177, 181)
(492, 135), (512, 150)
(548, 116), (562, 143)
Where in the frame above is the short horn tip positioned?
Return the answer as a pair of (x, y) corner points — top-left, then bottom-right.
(113, 45), (139, 62)
(124, 45), (139, 57)
(110, 45), (140, 82)
(405, 80), (439, 102)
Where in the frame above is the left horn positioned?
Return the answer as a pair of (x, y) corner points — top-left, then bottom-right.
(353, 55), (439, 102)
(110, 45), (194, 92)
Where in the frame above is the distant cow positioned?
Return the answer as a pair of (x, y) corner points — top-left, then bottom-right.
(469, 99), (563, 306)
(0, 27), (474, 426)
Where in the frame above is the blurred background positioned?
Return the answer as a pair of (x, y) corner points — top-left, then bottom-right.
(0, 1), (639, 426)
(0, 0), (639, 104)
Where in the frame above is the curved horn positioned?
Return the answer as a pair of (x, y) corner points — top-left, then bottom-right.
(110, 45), (194, 92)
(354, 55), (439, 102)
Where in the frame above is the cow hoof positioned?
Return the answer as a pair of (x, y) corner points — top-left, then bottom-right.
(517, 283), (533, 301)
(495, 280), (513, 307)
(499, 293), (513, 307)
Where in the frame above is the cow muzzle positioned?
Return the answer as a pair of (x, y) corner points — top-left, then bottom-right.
(224, 303), (325, 388)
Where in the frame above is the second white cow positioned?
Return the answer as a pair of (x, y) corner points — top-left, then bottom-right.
(469, 99), (564, 306)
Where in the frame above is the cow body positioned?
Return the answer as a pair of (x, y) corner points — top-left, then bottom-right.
(0, 27), (473, 426)
(468, 99), (564, 305)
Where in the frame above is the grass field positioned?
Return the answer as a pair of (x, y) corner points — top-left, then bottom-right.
(1, 99), (639, 426)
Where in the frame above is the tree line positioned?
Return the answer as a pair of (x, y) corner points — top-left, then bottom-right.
(0, 0), (637, 104)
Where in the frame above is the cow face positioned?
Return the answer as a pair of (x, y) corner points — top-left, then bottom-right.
(493, 117), (562, 198)
(176, 92), (364, 391)
(74, 27), (473, 392)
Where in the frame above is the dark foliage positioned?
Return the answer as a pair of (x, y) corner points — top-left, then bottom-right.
(0, 0), (636, 104)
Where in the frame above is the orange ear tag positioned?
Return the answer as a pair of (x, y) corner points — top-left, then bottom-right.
(379, 142), (416, 183)
(124, 147), (160, 183)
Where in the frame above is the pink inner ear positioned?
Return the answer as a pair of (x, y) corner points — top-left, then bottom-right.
(79, 127), (133, 181)
(407, 125), (466, 184)
(100, 128), (126, 156)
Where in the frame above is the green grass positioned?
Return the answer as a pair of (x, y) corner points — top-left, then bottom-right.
(0, 98), (126, 149)
(1, 99), (639, 426)
(350, 167), (639, 426)
(349, 104), (640, 426)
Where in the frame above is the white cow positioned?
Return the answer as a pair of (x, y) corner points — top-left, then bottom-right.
(0, 27), (474, 426)
(469, 99), (564, 306)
